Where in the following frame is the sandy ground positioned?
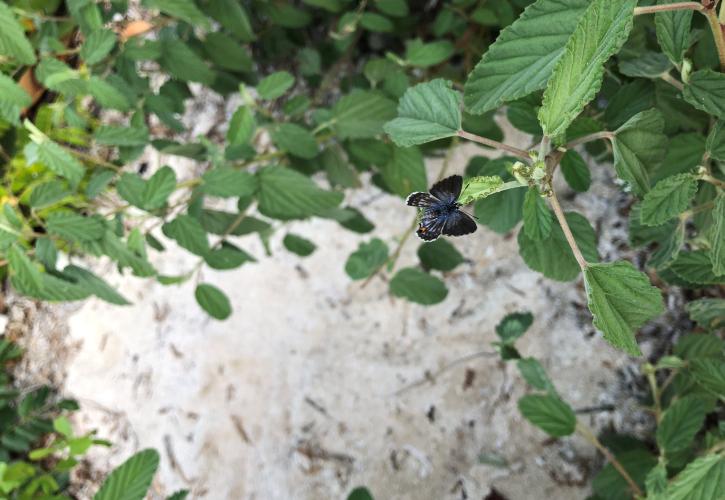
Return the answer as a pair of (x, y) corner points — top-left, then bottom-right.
(23, 128), (653, 500)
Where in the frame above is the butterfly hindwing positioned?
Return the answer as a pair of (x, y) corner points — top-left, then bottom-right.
(429, 175), (463, 203)
(442, 210), (477, 237)
(416, 215), (444, 241)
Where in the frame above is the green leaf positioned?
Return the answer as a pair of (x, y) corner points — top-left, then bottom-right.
(389, 267), (448, 305)
(496, 312), (533, 344)
(283, 233), (316, 257)
(560, 150), (591, 192)
(345, 239), (388, 280)
(538, 0), (636, 137)
(194, 284), (232, 320)
(257, 166), (343, 220)
(665, 454), (725, 500)
(683, 70), (725, 119)
(584, 261), (664, 356)
(458, 176), (510, 205)
(384, 79), (461, 147)
(8, 245), (44, 297)
(380, 146), (427, 198)
(360, 12), (393, 32)
(518, 212), (598, 281)
(95, 125), (149, 147)
(686, 298), (725, 331)
(270, 123), (318, 159)
(159, 39), (215, 85)
(116, 173), (146, 208)
(26, 139), (85, 189)
(655, 0), (693, 65)
(87, 77), (132, 111)
(143, 166), (177, 210)
(347, 486), (374, 500)
(35, 58), (85, 95)
(162, 215), (209, 256)
(656, 396), (706, 455)
(464, 0), (590, 114)
(145, 0), (209, 28)
(690, 359), (725, 396)
(257, 71), (295, 100)
(640, 174), (697, 226)
(518, 394), (576, 437)
(708, 193), (725, 276)
(321, 147), (360, 188)
(517, 358), (557, 394)
(202, 167), (256, 198)
(0, 72), (31, 109)
(523, 189), (552, 240)
(670, 251), (723, 285)
(475, 186), (526, 234)
(29, 181), (71, 208)
(0, 3), (36, 64)
(706, 120), (725, 161)
(612, 109), (667, 196)
(404, 39), (454, 68)
(204, 242), (255, 270)
(93, 449), (159, 500)
(675, 334), (724, 360)
(619, 52), (672, 78)
(81, 29), (116, 65)
(333, 90), (396, 140)
(201, 0), (254, 42)
(417, 239), (464, 272)
(47, 213), (105, 242)
(376, 0), (408, 17)
(227, 107), (255, 146)
(62, 265), (130, 305)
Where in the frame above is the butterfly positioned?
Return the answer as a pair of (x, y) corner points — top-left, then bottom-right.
(406, 175), (477, 241)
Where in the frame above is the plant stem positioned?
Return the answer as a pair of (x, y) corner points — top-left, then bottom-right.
(577, 424), (644, 498)
(65, 147), (121, 172)
(565, 131), (615, 149)
(549, 189), (588, 271)
(457, 130), (531, 161)
(705, 7), (725, 71)
(634, 2), (704, 15)
(646, 367), (663, 423)
(661, 72), (685, 91)
(701, 174), (725, 188)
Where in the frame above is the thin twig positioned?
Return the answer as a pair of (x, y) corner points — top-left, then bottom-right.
(393, 350), (498, 396)
(705, 7), (725, 72)
(577, 424), (644, 498)
(549, 189), (588, 271)
(457, 130), (531, 161)
(634, 2), (704, 15)
(64, 147), (121, 172)
(565, 131), (615, 149)
(660, 72), (685, 91)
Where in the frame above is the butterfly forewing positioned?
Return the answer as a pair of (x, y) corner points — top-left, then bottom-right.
(429, 175), (463, 203)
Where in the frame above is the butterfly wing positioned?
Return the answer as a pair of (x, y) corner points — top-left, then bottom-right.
(429, 175), (463, 204)
(442, 209), (477, 237)
(416, 208), (445, 241)
(406, 192), (438, 207)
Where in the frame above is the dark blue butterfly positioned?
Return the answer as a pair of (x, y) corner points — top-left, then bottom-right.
(406, 175), (477, 242)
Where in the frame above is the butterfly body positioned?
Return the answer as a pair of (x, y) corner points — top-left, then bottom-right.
(406, 175), (477, 241)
